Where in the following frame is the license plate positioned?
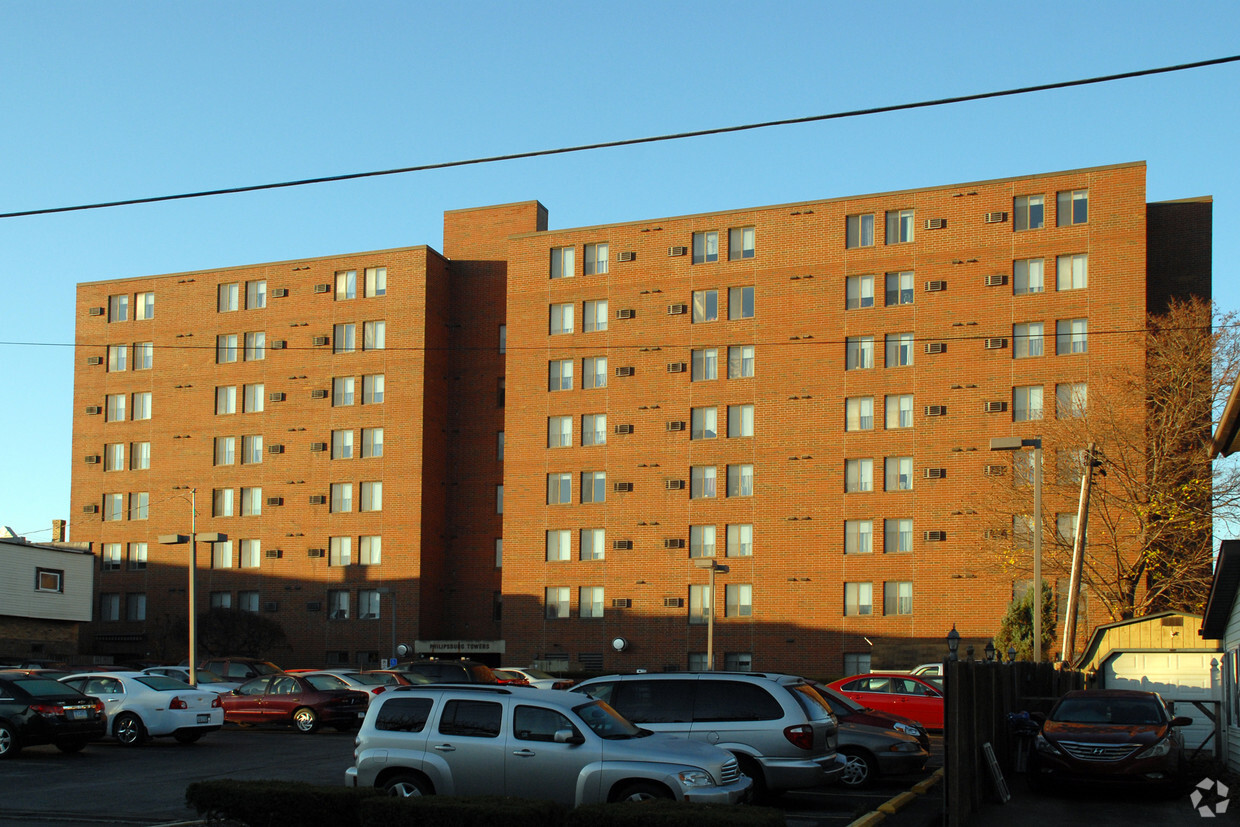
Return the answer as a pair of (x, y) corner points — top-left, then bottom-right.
(197, 714), (210, 724)
(69, 709), (87, 720)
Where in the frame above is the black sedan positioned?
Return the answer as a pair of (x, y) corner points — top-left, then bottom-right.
(0, 673), (106, 757)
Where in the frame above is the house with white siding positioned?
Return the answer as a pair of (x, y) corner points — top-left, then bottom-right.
(0, 531), (95, 665)
(1201, 541), (1240, 773)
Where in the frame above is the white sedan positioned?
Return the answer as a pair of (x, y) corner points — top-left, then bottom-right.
(60, 672), (223, 746)
(497, 667), (575, 690)
(141, 666), (239, 694)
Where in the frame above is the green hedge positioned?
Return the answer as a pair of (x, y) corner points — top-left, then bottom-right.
(566, 800), (785, 827)
(361, 795), (565, 827)
(185, 780), (378, 827)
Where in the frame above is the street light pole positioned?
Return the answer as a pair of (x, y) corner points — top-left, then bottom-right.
(188, 488), (197, 687)
(694, 559), (729, 670)
(990, 436), (1044, 661)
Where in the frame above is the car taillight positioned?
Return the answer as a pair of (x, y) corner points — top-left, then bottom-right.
(211, 695), (223, 708)
(29, 703), (64, 717)
(170, 696), (188, 710)
(94, 700), (105, 714)
(371, 687), (386, 695)
(783, 724), (815, 750)
(552, 681), (573, 690)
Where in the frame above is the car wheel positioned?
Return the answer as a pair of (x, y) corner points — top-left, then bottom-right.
(114, 713), (147, 746)
(292, 707), (319, 733)
(55, 739), (89, 754)
(735, 754), (768, 802)
(839, 748), (877, 788)
(174, 730), (205, 744)
(383, 773), (431, 797)
(0, 722), (20, 758)
(614, 781), (673, 802)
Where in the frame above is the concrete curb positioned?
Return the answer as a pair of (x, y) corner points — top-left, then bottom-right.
(844, 768), (945, 827)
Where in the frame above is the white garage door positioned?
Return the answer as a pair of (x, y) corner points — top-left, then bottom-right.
(1103, 651), (1219, 756)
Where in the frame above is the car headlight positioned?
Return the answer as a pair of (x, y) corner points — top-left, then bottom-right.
(678, 770), (715, 788)
(892, 722), (920, 737)
(1137, 738), (1171, 759)
(1034, 734), (1060, 756)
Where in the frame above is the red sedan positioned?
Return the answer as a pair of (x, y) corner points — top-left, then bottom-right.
(826, 673), (944, 730)
(218, 673), (368, 733)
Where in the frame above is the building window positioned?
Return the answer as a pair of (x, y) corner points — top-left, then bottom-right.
(107, 294), (130, 322)
(545, 587), (571, 619)
(362, 374), (384, 404)
(583, 357), (607, 389)
(727, 345), (754, 378)
(244, 331), (265, 361)
(334, 323), (356, 354)
(100, 593), (120, 621)
(107, 345), (128, 372)
(844, 582), (873, 616)
(127, 593), (147, 621)
(217, 283), (239, 312)
(239, 591), (260, 613)
(1013, 323), (1045, 358)
(886, 333), (914, 368)
(131, 492), (148, 520)
(580, 587), (604, 619)
(1056, 318), (1088, 354)
(581, 471), (606, 504)
(1057, 189), (1088, 226)
(212, 541), (234, 569)
(363, 321), (385, 350)
(843, 520), (872, 555)
(885, 271), (914, 306)
(360, 535), (382, 565)
(584, 243), (608, 275)
(133, 341), (153, 370)
(728, 404), (754, 438)
(213, 488), (234, 517)
(135, 292), (154, 320)
(1057, 382), (1088, 418)
(583, 300), (607, 332)
(103, 493), (124, 522)
(726, 524), (753, 557)
(240, 539), (260, 569)
(106, 393), (126, 422)
(130, 441), (150, 470)
(1014, 385), (1044, 421)
(1014, 454), (1037, 488)
(243, 433), (262, 466)
(846, 336), (874, 370)
(128, 542), (148, 570)
(691, 348), (718, 381)
(496, 486), (503, 514)
(846, 214), (874, 248)
(242, 383), (264, 413)
(693, 290), (718, 323)
(885, 456), (913, 491)
(690, 525), (716, 558)
(1056, 254), (1088, 291)
(335, 270), (357, 300)
(546, 416), (571, 448)
(689, 584), (712, 625)
(550, 246), (574, 279)
(330, 536), (352, 566)
(1058, 449), (1086, 485)
(131, 392), (151, 421)
(726, 464), (753, 497)
(1014, 259), (1045, 295)
(550, 303), (574, 335)
(845, 397), (874, 431)
(499, 325), (506, 355)
(728, 286), (755, 320)
(546, 530), (571, 562)
(549, 359), (574, 391)
(547, 472), (571, 505)
(328, 590), (350, 620)
(333, 376), (355, 406)
(216, 334), (238, 364)
(1014, 195), (1044, 231)
(884, 581), (913, 616)
(846, 275), (874, 310)
(1057, 513), (1080, 546)
(102, 543), (122, 570)
(331, 482), (353, 513)
(728, 227), (755, 260)
(885, 519), (913, 553)
(691, 407), (718, 440)
(361, 428), (383, 458)
(725, 584), (752, 617)
(240, 487), (262, 516)
(215, 386), (237, 415)
(361, 481), (382, 512)
(845, 458), (873, 493)
(246, 280), (267, 309)
(331, 429), (353, 459)
(690, 466), (717, 499)
(104, 443), (125, 472)
(692, 231), (719, 264)
(581, 528), (605, 561)
(582, 413), (606, 446)
(885, 209), (914, 244)
(364, 267), (386, 297)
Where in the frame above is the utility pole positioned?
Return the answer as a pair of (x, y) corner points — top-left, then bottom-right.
(1061, 443), (1099, 664)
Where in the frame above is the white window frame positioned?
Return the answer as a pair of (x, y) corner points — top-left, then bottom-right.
(693, 290), (718, 323)
(845, 458), (874, 493)
(1056, 318), (1088, 354)
(582, 413), (606, 446)
(691, 348), (718, 381)
(550, 303), (575, 335)
(885, 456), (913, 491)
(728, 286), (755, 319)
(692, 231), (719, 264)
(690, 466), (717, 499)
(549, 359), (574, 391)
(845, 582), (873, 616)
(548, 415), (572, 448)
(726, 524), (753, 557)
(728, 227), (755, 260)
(690, 525), (716, 558)
(550, 247), (575, 279)
(335, 269), (357, 300)
(727, 404), (754, 438)
(583, 300), (608, 332)
(691, 407), (718, 440)
(846, 336), (874, 370)
(727, 345), (754, 379)
(1014, 385), (1044, 422)
(584, 243), (608, 275)
(583, 356), (607, 389)
(886, 271), (914, 306)
(1014, 259), (1045, 295)
(726, 464), (753, 497)
(1014, 322), (1045, 358)
(546, 529), (571, 562)
(846, 275), (874, 309)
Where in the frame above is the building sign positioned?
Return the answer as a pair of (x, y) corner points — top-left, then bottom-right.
(415, 639), (505, 654)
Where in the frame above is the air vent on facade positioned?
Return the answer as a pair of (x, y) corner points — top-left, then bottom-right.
(924, 218), (947, 230)
(268, 392), (285, 402)
(665, 479), (686, 490)
(984, 274), (1008, 287)
(925, 280), (947, 292)
(668, 246), (688, 257)
(313, 283), (331, 294)
(615, 366), (634, 377)
(666, 421), (685, 432)
(611, 598), (632, 608)
(307, 548), (325, 558)
(613, 481), (634, 492)
(924, 342), (946, 355)
(272, 340), (287, 350)
(663, 538), (685, 549)
(312, 336), (329, 346)
(614, 424), (634, 435)
(264, 549), (283, 559)
(309, 495), (327, 505)
(267, 444), (284, 454)
(924, 405), (947, 416)
(310, 442), (328, 452)
(618, 251), (635, 262)
(270, 288), (289, 298)
(305, 601), (322, 611)
(84, 455), (99, 464)
(266, 496), (283, 506)
(984, 338), (1008, 350)
(612, 539), (633, 550)
(984, 211), (1009, 224)
(663, 597), (685, 608)
(311, 389), (328, 399)
(667, 304), (688, 315)
(667, 363), (686, 374)
(82, 504), (99, 513)
(88, 307), (105, 316)
(983, 464), (1007, 476)
(923, 530), (947, 542)
(86, 356), (103, 366)
(924, 468), (946, 479)
(983, 529), (1009, 540)
(263, 601), (279, 612)
(85, 406), (101, 415)
(615, 308), (635, 320)
(983, 401), (1008, 413)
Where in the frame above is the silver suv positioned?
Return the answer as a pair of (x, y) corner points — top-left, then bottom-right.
(572, 672), (844, 794)
(345, 685), (751, 807)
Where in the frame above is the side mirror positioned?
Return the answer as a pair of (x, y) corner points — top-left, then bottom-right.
(554, 729), (585, 746)
(1170, 716), (1193, 727)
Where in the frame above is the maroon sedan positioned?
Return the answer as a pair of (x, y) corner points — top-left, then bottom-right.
(218, 673), (368, 733)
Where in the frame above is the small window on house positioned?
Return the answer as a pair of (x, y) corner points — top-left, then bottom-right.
(692, 231), (719, 264)
(846, 214), (874, 248)
(728, 227), (755, 260)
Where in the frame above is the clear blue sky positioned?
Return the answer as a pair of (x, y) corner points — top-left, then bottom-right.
(2, 2), (1237, 541)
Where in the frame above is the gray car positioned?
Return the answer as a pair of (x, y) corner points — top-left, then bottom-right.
(572, 672), (844, 795)
(346, 685), (751, 807)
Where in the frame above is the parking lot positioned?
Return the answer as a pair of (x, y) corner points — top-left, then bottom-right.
(0, 725), (943, 827)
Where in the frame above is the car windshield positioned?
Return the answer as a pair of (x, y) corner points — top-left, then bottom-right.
(813, 684), (863, 715)
(1053, 696), (1166, 725)
(305, 675), (347, 691)
(137, 676), (197, 691)
(14, 678), (83, 698)
(250, 662), (282, 676)
(573, 700), (645, 739)
(349, 673), (389, 686)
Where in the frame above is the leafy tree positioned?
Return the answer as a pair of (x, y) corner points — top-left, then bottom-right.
(994, 582), (1057, 662)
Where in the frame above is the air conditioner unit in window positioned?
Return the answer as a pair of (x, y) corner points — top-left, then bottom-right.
(984, 338), (1008, 350)
(925, 280), (947, 292)
(665, 479), (685, 490)
(923, 530), (947, 542)
(612, 539), (633, 550)
(924, 468), (946, 479)
(312, 336), (329, 346)
(310, 442), (328, 452)
(984, 211), (1009, 224)
(667, 246), (688, 257)
(614, 366), (634, 377)
(924, 405), (947, 416)
(983, 401), (1008, 413)
(924, 342), (946, 354)
(313, 283), (331, 294)
(611, 598), (632, 608)
(86, 356), (103, 366)
(263, 601), (279, 612)
(272, 340), (287, 350)
(311, 389), (328, 399)
(985, 274), (1008, 287)
(666, 421), (685, 432)
(614, 424), (634, 435)
(270, 288), (289, 298)
(88, 307), (104, 316)
(924, 218), (947, 230)
(85, 406), (101, 415)
(667, 304), (688, 315)
(618, 251), (635, 262)
(266, 496), (283, 506)
(615, 308), (635, 320)
(663, 597), (684, 608)
(82, 504), (99, 514)
(309, 495), (327, 505)
(307, 548), (325, 558)
(264, 549), (283, 559)
(612, 481), (633, 492)
(268, 444), (284, 454)
(268, 392), (285, 402)
(667, 363), (686, 373)
(84, 455), (99, 464)
(663, 538), (685, 549)
(983, 464), (1007, 476)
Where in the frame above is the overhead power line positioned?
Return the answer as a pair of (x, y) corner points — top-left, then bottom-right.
(3, 54), (1238, 221)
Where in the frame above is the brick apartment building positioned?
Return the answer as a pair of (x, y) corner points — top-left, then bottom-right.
(70, 161), (1211, 675)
